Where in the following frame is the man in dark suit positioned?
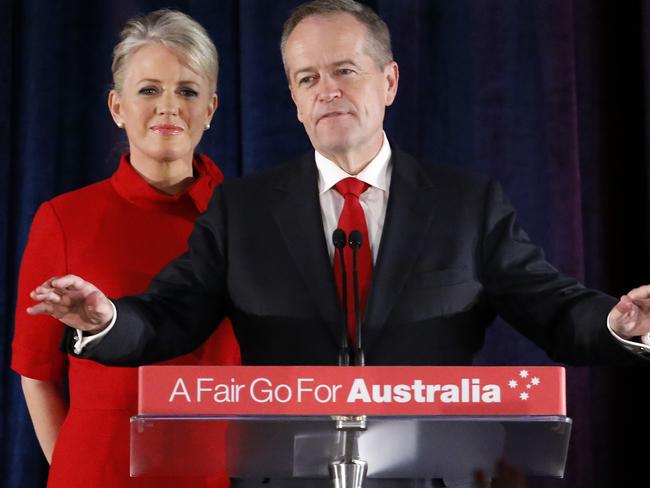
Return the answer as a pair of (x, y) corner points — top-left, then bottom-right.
(28, 0), (650, 365)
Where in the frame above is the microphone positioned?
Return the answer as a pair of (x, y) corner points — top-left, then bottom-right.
(348, 230), (365, 367)
(332, 228), (350, 366)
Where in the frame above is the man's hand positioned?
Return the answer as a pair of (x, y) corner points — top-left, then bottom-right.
(27, 275), (113, 334)
(609, 285), (650, 339)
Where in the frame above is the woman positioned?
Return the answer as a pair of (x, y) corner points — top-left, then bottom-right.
(12, 9), (239, 487)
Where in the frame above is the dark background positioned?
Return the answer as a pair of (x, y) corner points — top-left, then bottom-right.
(2, 0), (650, 486)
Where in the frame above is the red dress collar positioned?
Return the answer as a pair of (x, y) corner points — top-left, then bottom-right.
(110, 153), (224, 213)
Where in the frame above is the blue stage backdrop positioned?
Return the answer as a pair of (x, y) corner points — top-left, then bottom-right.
(1, 1), (650, 486)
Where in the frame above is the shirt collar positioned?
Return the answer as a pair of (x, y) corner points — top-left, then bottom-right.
(111, 152), (224, 212)
(315, 132), (392, 194)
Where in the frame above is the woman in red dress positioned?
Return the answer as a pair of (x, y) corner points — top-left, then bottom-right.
(11, 10), (239, 487)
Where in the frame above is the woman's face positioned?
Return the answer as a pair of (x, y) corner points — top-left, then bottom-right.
(109, 43), (217, 166)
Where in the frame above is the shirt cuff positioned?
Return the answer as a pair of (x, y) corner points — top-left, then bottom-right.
(606, 311), (650, 355)
(72, 301), (117, 355)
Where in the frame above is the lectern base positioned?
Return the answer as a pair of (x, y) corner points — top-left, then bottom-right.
(329, 459), (368, 488)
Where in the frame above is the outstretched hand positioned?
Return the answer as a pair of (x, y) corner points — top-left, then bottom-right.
(608, 285), (650, 340)
(27, 275), (114, 334)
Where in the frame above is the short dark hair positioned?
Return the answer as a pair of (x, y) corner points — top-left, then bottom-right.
(280, 0), (393, 76)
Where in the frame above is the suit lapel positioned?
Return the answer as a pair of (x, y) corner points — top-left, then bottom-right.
(363, 149), (437, 350)
(269, 150), (437, 352)
(271, 155), (343, 342)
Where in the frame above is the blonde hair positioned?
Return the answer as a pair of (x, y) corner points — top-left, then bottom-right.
(112, 9), (218, 93)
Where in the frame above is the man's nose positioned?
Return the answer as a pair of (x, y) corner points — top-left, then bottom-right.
(318, 76), (341, 102)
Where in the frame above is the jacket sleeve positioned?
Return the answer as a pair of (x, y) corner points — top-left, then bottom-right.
(480, 179), (636, 364)
(73, 186), (230, 366)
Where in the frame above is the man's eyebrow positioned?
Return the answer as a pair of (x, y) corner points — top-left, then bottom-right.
(292, 60), (360, 79)
(293, 66), (316, 80)
(333, 59), (359, 67)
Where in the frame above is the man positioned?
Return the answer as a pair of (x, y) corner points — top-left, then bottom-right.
(27, 0), (650, 484)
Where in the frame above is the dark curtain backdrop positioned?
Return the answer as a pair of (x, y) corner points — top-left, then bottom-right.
(1, 0), (650, 486)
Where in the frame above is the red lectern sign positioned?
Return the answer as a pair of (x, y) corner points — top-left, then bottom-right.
(138, 366), (565, 416)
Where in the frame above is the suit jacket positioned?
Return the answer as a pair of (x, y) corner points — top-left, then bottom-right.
(78, 147), (632, 367)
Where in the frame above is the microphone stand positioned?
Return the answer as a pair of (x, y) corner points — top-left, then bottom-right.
(348, 230), (365, 367)
(329, 229), (367, 488)
(332, 229), (350, 367)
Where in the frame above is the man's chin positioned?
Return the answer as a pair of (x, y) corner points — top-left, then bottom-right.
(313, 133), (355, 153)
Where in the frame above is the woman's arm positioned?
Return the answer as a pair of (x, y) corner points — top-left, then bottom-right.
(21, 376), (68, 464)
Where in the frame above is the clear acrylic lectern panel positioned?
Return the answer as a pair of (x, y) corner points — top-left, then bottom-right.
(130, 415), (571, 480)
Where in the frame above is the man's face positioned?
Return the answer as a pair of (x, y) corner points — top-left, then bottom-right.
(285, 13), (398, 164)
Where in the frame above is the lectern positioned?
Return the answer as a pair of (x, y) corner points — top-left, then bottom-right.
(132, 366), (570, 487)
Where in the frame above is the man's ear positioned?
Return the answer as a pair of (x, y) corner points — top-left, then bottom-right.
(384, 61), (399, 107)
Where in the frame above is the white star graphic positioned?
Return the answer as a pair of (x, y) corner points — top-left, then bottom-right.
(519, 369), (529, 379)
(520, 392), (529, 401)
(531, 377), (540, 386)
(526, 384), (532, 389)
(508, 380), (518, 389)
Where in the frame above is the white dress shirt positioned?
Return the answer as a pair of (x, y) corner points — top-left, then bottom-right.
(316, 132), (392, 264)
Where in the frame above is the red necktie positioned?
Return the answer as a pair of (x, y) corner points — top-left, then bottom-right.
(333, 177), (373, 344)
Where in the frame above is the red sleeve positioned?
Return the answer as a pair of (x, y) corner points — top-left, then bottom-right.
(11, 202), (69, 381)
